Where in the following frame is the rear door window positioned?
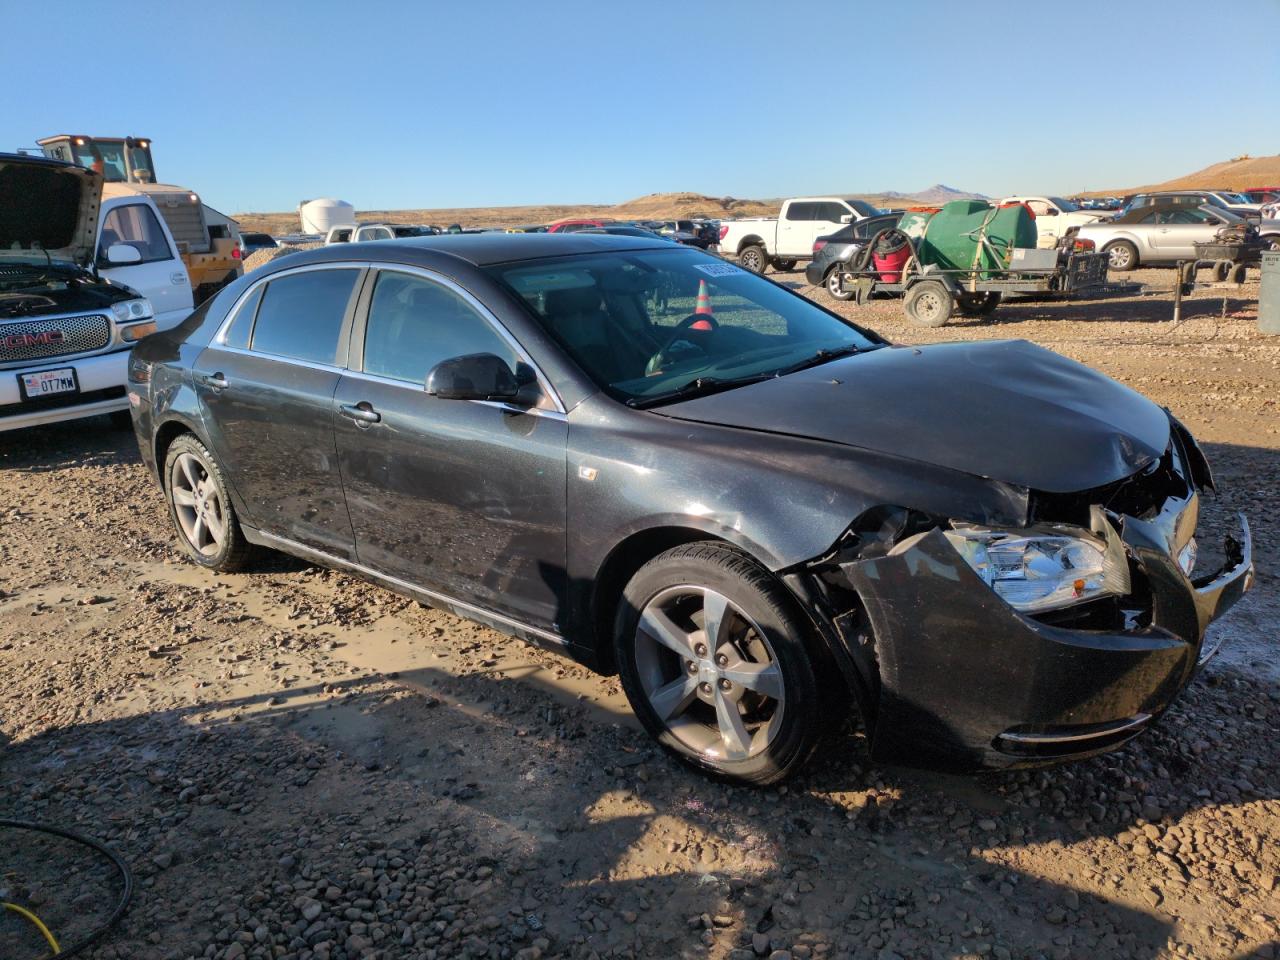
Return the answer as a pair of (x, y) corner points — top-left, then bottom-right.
(250, 269), (360, 365)
(361, 271), (517, 385)
(99, 203), (173, 264)
(785, 202), (818, 221)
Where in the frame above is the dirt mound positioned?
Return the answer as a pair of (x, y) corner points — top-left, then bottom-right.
(610, 192), (776, 220)
(243, 242), (320, 273)
(1085, 154), (1280, 196)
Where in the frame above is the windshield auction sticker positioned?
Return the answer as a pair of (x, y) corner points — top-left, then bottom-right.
(692, 263), (745, 277)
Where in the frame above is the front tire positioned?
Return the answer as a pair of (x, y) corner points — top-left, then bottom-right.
(164, 434), (254, 571)
(614, 542), (826, 785)
(737, 245), (767, 274)
(1105, 240), (1138, 271)
(955, 291), (1001, 317)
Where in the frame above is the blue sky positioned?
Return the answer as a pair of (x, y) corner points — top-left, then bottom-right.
(6, 0), (1278, 213)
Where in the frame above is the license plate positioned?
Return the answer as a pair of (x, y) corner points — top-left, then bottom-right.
(18, 367), (79, 400)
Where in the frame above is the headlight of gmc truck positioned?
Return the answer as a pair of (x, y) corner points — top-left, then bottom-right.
(944, 525), (1130, 613)
(111, 298), (153, 323)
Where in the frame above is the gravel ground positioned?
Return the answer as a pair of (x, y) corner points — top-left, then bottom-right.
(1, 268), (1277, 960)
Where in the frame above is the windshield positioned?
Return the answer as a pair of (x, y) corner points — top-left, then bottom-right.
(487, 249), (882, 406)
(1048, 196), (1079, 212)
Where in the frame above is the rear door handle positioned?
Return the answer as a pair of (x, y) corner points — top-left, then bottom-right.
(339, 402), (381, 425)
(197, 372), (228, 390)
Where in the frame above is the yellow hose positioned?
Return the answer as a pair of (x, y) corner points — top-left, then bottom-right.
(3, 900), (61, 956)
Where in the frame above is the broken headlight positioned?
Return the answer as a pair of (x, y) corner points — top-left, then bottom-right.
(944, 526), (1130, 614)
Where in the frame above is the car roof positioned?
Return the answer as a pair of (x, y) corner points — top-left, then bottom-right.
(266, 232), (677, 270)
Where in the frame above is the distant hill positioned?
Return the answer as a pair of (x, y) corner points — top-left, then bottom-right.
(880, 183), (992, 204)
(233, 192), (778, 235)
(1083, 154), (1280, 196)
(232, 187), (1002, 236)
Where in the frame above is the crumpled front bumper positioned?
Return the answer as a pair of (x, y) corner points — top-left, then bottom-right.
(807, 510), (1253, 772)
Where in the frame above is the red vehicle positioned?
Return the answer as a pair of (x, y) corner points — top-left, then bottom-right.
(547, 218), (613, 233)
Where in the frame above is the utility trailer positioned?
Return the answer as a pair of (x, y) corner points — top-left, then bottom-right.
(833, 231), (1110, 328)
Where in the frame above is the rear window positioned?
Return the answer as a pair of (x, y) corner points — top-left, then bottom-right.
(250, 269), (360, 365)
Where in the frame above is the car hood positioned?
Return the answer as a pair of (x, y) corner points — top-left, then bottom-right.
(0, 156), (101, 267)
(658, 339), (1171, 494)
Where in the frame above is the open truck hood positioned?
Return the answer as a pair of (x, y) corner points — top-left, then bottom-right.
(0, 153), (102, 267)
(658, 339), (1172, 494)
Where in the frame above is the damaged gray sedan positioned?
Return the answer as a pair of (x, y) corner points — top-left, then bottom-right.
(129, 234), (1253, 785)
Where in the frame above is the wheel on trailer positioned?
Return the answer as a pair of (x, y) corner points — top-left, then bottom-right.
(1104, 240), (1138, 272)
(772, 259), (798, 272)
(613, 541), (832, 785)
(1179, 261), (1198, 287)
(1227, 262), (1249, 284)
(737, 245), (767, 274)
(903, 280), (954, 327)
(1211, 260), (1232, 283)
(824, 268), (854, 301)
(955, 291), (1002, 317)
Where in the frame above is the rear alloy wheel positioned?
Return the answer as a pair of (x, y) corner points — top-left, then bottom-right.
(903, 280), (954, 328)
(615, 542), (827, 784)
(825, 268), (854, 301)
(1105, 240), (1138, 271)
(737, 245), (767, 274)
(164, 434), (254, 571)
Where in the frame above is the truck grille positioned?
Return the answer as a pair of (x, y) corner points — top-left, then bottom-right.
(0, 314), (111, 364)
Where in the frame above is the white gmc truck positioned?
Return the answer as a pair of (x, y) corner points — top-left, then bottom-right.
(1, 152), (192, 432)
(719, 197), (881, 273)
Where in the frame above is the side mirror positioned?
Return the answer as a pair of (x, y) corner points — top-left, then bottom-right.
(105, 243), (142, 265)
(426, 353), (519, 402)
(839, 214), (853, 224)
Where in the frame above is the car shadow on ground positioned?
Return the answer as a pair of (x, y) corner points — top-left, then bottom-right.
(3, 641), (1277, 959)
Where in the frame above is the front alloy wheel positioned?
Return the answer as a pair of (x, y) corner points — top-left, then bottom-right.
(634, 586), (785, 761)
(615, 542), (830, 784)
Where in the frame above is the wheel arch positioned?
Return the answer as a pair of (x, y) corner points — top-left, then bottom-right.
(584, 527), (853, 712)
(735, 235), (765, 255)
(153, 414), (208, 490)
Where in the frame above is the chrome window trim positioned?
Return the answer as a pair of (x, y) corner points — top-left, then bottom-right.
(360, 264), (567, 414)
(338, 368), (567, 422)
(211, 261), (567, 415)
(249, 528), (567, 647)
(210, 344), (345, 375)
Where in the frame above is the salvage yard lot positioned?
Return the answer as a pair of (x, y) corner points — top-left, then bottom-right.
(1, 270), (1277, 960)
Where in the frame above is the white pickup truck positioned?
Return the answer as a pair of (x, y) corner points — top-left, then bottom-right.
(719, 197), (881, 273)
(999, 196), (1110, 249)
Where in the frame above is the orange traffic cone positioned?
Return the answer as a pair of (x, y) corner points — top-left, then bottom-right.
(691, 279), (714, 329)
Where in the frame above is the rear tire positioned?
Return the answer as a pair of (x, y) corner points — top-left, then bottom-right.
(737, 245), (767, 274)
(614, 542), (827, 785)
(903, 280), (954, 328)
(825, 267), (854, 301)
(772, 259), (798, 272)
(164, 434), (255, 572)
(1105, 240), (1138, 271)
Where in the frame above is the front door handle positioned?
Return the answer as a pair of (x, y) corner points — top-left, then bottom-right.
(198, 372), (228, 390)
(339, 402), (381, 425)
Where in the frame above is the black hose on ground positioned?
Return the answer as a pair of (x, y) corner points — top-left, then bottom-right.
(0, 819), (133, 958)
